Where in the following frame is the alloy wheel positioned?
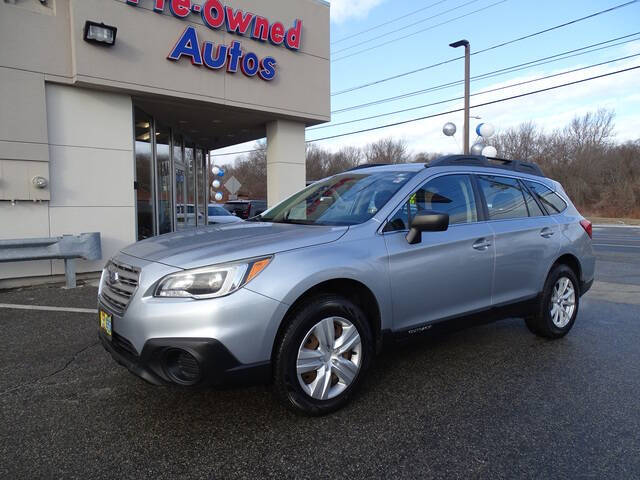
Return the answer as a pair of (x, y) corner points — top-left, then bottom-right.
(550, 276), (576, 328)
(296, 317), (362, 400)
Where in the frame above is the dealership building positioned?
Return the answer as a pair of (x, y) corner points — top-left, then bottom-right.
(0, 0), (330, 286)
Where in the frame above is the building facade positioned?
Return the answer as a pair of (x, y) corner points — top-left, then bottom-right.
(0, 0), (330, 285)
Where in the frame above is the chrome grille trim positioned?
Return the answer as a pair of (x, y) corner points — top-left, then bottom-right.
(100, 260), (141, 315)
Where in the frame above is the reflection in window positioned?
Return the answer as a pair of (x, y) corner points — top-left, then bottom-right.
(156, 125), (172, 234)
(524, 181), (567, 214)
(478, 176), (529, 220)
(134, 108), (154, 240)
(184, 145), (196, 227)
(196, 149), (206, 226)
(385, 174), (477, 231)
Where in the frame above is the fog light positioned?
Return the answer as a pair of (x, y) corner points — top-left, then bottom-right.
(83, 21), (117, 46)
(163, 349), (202, 385)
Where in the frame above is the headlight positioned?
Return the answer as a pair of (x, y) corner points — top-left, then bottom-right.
(154, 256), (272, 299)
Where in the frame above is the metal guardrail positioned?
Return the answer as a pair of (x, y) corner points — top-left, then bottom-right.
(0, 233), (102, 288)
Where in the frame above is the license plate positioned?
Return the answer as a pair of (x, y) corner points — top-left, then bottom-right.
(99, 310), (112, 339)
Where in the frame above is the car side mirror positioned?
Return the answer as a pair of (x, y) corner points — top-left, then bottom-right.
(406, 210), (449, 245)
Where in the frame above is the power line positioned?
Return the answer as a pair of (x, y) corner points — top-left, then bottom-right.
(331, 0), (450, 45)
(310, 53), (640, 131)
(333, 0), (509, 62)
(332, 0), (486, 55)
(330, 32), (640, 115)
(308, 65), (640, 143)
(211, 65), (639, 157)
(331, 0), (640, 95)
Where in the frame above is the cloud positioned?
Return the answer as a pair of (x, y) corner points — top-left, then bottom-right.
(329, 0), (385, 24)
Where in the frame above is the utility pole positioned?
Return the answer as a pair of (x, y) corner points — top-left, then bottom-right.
(449, 39), (470, 154)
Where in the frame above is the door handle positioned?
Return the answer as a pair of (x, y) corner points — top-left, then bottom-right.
(472, 238), (492, 250)
(540, 228), (555, 238)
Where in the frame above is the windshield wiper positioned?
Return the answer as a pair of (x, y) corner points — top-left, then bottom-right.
(270, 219), (316, 225)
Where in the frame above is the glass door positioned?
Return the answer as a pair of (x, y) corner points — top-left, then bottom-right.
(173, 136), (187, 231)
(134, 108), (155, 240)
(156, 125), (173, 234)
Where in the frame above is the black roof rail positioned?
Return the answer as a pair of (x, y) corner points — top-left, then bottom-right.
(428, 154), (545, 177)
(345, 163), (390, 172)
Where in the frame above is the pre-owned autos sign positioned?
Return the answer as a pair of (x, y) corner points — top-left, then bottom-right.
(126, 0), (303, 81)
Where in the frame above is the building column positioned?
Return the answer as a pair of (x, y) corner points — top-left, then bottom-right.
(266, 119), (306, 207)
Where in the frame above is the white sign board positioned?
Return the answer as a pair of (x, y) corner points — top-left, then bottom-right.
(224, 176), (242, 195)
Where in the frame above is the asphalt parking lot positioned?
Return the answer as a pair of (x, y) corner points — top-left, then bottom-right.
(1, 226), (639, 479)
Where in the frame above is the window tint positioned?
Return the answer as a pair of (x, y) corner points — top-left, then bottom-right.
(524, 181), (567, 214)
(521, 182), (545, 216)
(385, 174), (477, 231)
(478, 176), (529, 220)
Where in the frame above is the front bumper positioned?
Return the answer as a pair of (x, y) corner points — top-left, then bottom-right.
(99, 331), (271, 387)
(98, 252), (289, 387)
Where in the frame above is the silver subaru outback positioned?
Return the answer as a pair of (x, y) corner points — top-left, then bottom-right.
(98, 155), (595, 415)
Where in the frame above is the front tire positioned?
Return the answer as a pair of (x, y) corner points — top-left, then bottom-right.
(525, 264), (580, 339)
(273, 294), (373, 416)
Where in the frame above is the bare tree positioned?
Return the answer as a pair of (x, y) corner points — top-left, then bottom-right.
(364, 138), (409, 164)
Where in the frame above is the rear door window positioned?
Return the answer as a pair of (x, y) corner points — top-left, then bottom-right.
(521, 181), (545, 217)
(477, 176), (529, 220)
(523, 181), (567, 214)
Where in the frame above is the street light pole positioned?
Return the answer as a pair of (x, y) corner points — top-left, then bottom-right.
(450, 39), (470, 154)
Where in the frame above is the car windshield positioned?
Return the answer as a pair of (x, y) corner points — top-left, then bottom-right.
(208, 206), (230, 216)
(259, 170), (416, 226)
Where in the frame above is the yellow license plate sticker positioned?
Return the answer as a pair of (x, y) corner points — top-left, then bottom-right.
(100, 310), (112, 338)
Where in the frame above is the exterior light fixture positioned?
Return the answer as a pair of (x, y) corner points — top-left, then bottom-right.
(83, 21), (117, 46)
(32, 176), (48, 189)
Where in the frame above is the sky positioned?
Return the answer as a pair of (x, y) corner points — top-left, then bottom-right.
(212, 0), (640, 165)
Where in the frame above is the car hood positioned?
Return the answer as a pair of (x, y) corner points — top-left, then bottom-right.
(121, 222), (349, 269)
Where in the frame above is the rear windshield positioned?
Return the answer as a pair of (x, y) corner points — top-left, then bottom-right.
(259, 171), (416, 226)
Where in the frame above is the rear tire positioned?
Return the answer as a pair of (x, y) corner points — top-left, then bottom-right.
(273, 294), (373, 416)
(525, 264), (580, 339)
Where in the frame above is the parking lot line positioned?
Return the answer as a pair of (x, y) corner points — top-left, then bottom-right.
(0, 303), (98, 314)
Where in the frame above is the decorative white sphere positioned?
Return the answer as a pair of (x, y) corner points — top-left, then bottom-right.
(470, 142), (486, 155)
(212, 166), (220, 176)
(214, 192), (223, 201)
(478, 123), (495, 138)
(482, 145), (498, 157)
(212, 180), (221, 189)
(442, 122), (457, 137)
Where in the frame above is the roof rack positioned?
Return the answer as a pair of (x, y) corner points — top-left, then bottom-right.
(345, 163), (390, 172)
(428, 155), (545, 177)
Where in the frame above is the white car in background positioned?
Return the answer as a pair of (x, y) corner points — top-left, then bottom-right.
(207, 204), (243, 225)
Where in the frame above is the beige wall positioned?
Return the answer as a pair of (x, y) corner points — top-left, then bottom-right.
(45, 84), (136, 276)
(0, 84), (135, 283)
(0, 0), (329, 283)
(0, 0), (329, 121)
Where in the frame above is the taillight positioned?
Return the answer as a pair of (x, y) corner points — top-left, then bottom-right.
(580, 219), (592, 239)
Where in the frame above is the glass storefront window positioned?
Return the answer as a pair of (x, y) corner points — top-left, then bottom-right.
(134, 108), (154, 240)
(156, 126), (172, 234)
(196, 149), (206, 226)
(184, 145), (196, 228)
(132, 107), (210, 237)
(174, 136), (186, 231)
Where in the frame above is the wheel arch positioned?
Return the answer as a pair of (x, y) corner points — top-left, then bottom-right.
(548, 253), (583, 287)
(271, 278), (383, 363)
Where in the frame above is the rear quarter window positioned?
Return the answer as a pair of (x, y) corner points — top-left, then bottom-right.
(524, 181), (567, 214)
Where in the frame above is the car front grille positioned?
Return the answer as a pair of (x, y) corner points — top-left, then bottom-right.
(100, 260), (140, 315)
